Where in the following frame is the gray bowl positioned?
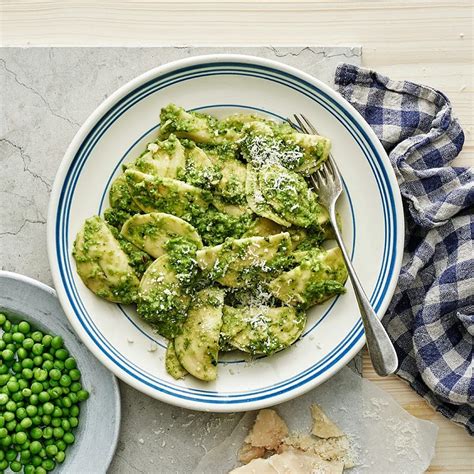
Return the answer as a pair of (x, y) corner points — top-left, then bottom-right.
(0, 271), (120, 474)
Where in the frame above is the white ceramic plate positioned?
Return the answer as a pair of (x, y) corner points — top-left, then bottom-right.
(0, 271), (120, 473)
(48, 55), (404, 412)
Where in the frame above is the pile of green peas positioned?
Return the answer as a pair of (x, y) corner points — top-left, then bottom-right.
(0, 313), (89, 473)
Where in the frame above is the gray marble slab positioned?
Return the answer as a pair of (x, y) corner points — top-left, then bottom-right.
(0, 46), (361, 473)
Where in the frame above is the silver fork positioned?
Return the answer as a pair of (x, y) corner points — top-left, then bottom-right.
(289, 114), (398, 376)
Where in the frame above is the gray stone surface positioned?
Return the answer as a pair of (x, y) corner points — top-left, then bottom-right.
(0, 47), (362, 473)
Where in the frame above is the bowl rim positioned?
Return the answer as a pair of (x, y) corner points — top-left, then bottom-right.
(0, 270), (121, 470)
(47, 53), (404, 412)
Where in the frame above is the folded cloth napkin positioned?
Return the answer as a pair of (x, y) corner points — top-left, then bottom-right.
(335, 64), (474, 435)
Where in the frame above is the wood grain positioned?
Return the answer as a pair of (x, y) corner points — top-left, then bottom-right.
(363, 352), (474, 473)
(1, 1), (473, 471)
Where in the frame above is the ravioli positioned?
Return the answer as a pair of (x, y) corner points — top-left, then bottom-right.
(174, 288), (225, 381)
(268, 247), (348, 307)
(72, 216), (139, 304)
(221, 306), (306, 356)
(121, 212), (202, 258)
(196, 233), (292, 288)
(125, 169), (211, 217)
(137, 255), (191, 339)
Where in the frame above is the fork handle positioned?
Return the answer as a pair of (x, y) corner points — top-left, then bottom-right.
(329, 210), (399, 376)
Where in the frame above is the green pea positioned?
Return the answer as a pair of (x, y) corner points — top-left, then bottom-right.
(16, 347), (27, 360)
(34, 369), (48, 382)
(6, 419), (17, 431)
(24, 465), (35, 474)
(0, 427), (7, 438)
(45, 444), (58, 457)
(64, 358), (77, 370)
(1, 349), (14, 361)
(14, 431), (27, 445)
(0, 434), (12, 447)
(21, 368), (33, 380)
(6, 380), (19, 393)
(0, 314), (6, 325)
(54, 451), (65, 463)
(6, 449), (17, 461)
(59, 375), (71, 387)
(53, 360), (64, 371)
(31, 454), (42, 466)
(25, 405), (37, 417)
(20, 449), (31, 462)
(77, 389), (89, 401)
(29, 394), (39, 405)
(32, 344), (44, 356)
(42, 361), (53, 371)
(0, 459), (7, 470)
(0, 341), (5, 351)
(12, 362), (22, 373)
(0, 393), (8, 405)
(10, 460), (22, 472)
(50, 336), (63, 349)
(22, 358), (34, 369)
(52, 427), (64, 439)
(33, 356), (43, 367)
(12, 392), (23, 403)
(55, 349), (69, 361)
(60, 419), (70, 432)
(70, 382), (81, 393)
(49, 387), (62, 399)
(51, 418), (61, 428)
(42, 427), (53, 439)
(4, 411), (14, 422)
(42, 459), (55, 471)
(12, 332), (25, 344)
(42, 415), (51, 426)
(41, 335), (52, 347)
(6, 400), (17, 411)
(0, 364), (8, 374)
(2, 333), (12, 343)
(0, 416), (4, 428)
(22, 338), (34, 350)
(18, 321), (30, 334)
(20, 417), (32, 429)
(16, 407), (27, 420)
(52, 407), (62, 418)
(68, 393), (77, 404)
(18, 379), (28, 390)
(31, 332), (43, 343)
(31, 415), (42, 426)
(31, 382), (43, 394)
(3, 320), (11, 331)
(42, 353), (53, 362)
(69, 369), (81, 381)
(62, 407), (70, 416)
(69, 405), (79, 417)
(63, 432), (75, 445)
(61, 396), (72, 408)
(30, 428), (42, 440)
(42, 402), (54, 415)
(49, 369), (61, 381)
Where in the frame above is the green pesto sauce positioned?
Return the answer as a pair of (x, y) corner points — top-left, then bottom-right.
(188, 206), (253, 246)
(103, 207), (134, 230)
(164, 236), (200, 287)
(177, 163), (222, 190)
(137, 283), (189, 339)
(108, 225), (152, 278)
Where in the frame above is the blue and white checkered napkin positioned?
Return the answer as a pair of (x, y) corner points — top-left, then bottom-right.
(335, 64), (474, 435)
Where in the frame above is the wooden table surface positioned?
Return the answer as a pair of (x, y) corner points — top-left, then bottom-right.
(1, 1), (473, 472)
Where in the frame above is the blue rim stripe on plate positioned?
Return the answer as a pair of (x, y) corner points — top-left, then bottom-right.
(55, 62), (397, 403)
(56, 66), (392, 400)
(57, 65), (392, 400)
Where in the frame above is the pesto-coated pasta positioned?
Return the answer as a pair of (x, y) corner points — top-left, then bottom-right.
(72, 104), (347, 382)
